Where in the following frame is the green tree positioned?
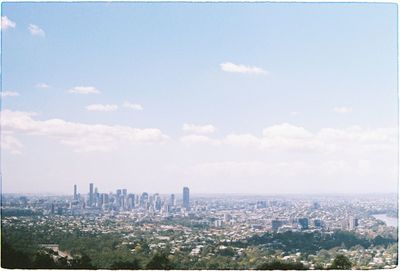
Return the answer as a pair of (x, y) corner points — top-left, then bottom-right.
(145, 253), (173, 269)
(1, 240), (33, 268)
(331, 254), (352, 269)
(110, 259), (141, 269)
(257, 260), (306, 270)
(32, 252), (57, 269)
(70, 253), (95, 269)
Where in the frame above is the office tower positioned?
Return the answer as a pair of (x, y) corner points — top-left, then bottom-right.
(349, 217), (359, 230)
(89, 183), (94, 207)
(140, 192), (149, 208)
(51, 203), (55, 215)
(154, 194), (162, 211)
(73, 184), (77, 200)
(127, 194), (135, 210)
(298, 218), (309, 230)
(116, 189), (122, 197)
(314, 219), (323, 228)
(92, 187), (98, 207)
(271, 220), (283, 231)
(183, 187), (190, 209)
(122, 189), (127, 197)
(102, 193), (109, 205)
(169, 194), (175, 207)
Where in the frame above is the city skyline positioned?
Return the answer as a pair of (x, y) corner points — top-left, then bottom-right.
(67, 183), (190, 212)
(1, 3), (398, 194)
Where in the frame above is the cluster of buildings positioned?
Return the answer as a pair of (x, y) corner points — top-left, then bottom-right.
(69, 183), (191, 215)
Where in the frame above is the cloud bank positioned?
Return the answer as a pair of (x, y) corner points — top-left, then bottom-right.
(1, 110), (169, 152)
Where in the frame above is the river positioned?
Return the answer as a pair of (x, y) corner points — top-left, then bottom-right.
(372, 214), (398, 228)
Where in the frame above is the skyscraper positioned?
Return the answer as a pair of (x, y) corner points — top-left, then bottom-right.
(73, 184), (77, 200)
(140, 192), (149, 208)
(89, 183), (94, 207)
(349, 217), (359, 230)
(183, 187), (190, 210)
(298, 218), (309, 230)
(169, 194), (175, 207)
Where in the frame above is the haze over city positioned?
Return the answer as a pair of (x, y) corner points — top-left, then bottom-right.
(1, 3), (398, 195)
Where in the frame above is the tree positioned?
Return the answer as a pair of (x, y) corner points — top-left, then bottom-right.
(257, 260), (306, 270)
(145, 253), (173, 269)
(1, 240), (32, 268)
(110, 259), (141, 269)
(32, 252), (57, 269)
(331, 254), (352, 269)
(70, 253), (95, 269)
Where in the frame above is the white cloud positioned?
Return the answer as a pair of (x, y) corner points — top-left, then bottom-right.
(181, 122), (396, 154)
(1, 16), (16, 30)
(180, 134), (220, 145)
(188, 158), (385, 180)
(262, 123), (313, 138)
(1, 91), (20, 98)
(28, 24), (45, 37)
(182, 123), (216, 134)
(1, 109), (169, 152)
(1, 131), (23, 155)
(333, 106), (353, 114)
(86, 104), (118, 112)
(36, 83), (50, 89)
(68, 86), (99, 94)
(189, 161), (313, 178)
(220, 62), (267, 75)
(122, 102), (143, 110)
(224, 133), (260, 147)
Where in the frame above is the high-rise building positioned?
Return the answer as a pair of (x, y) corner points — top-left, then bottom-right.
(140, 192), (149, 208)
(154, 194), (162, 211)
(271, 219), (283, 231)
(349, 217), (359, 230)
(183, 187), (190, 209)
(298, 218), (309, 230)
(127, 194), (135, 210)
(89, 183), (94, 207)
(73, 184), (78, 200)
(169, 194), (175, 207)
(314, 219), (323, 228)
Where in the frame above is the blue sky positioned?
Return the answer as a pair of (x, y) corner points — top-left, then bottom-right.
(1, 3), (398, 195)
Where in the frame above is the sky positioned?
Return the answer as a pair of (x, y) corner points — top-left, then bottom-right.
(1, 2), (398, 195)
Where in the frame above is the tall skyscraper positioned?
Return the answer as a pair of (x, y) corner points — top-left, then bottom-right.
(140, 192), (149, 208)
(73, 184), (77, 200)
(169, 194), (175, 207)
(183, 187), (190, 210)
(89, 183), (94, 207)
(298, 218), (309, 230)
(349, 217), (359, 230)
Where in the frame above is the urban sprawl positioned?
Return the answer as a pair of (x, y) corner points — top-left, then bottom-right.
(1, 184), (398, 269)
